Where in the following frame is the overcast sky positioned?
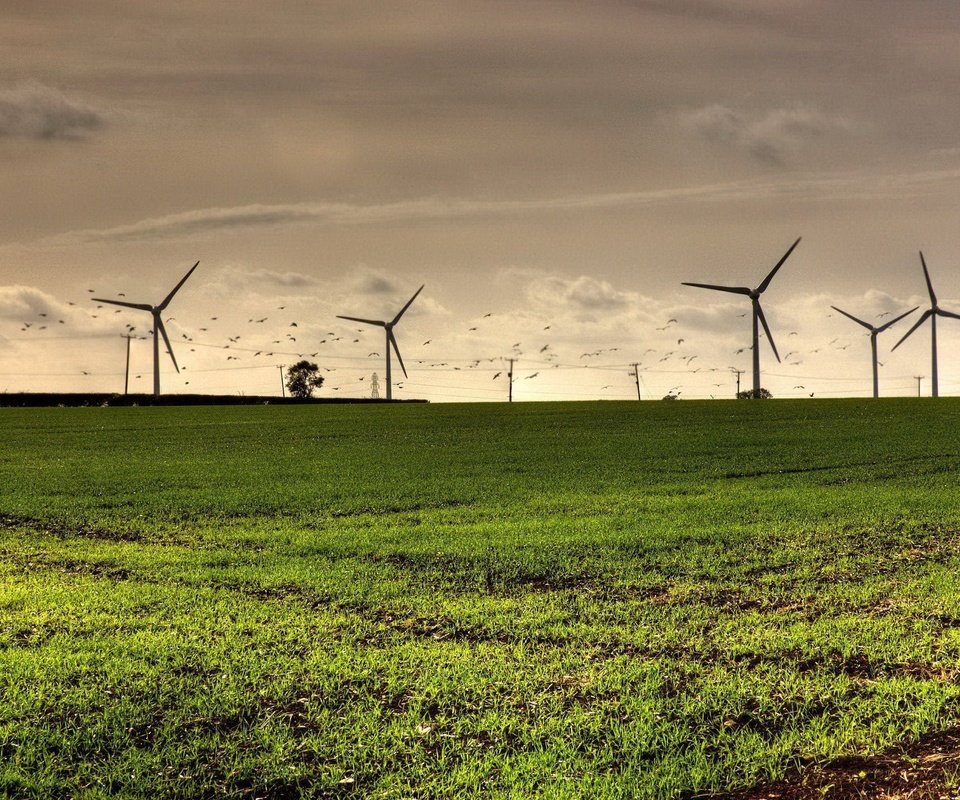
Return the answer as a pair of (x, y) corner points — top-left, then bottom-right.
(3, 1), (960, 400)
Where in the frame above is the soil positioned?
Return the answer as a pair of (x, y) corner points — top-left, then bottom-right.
(697, 725), (960, 799)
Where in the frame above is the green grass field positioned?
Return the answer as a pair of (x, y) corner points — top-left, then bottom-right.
(3, 399), (960, 798)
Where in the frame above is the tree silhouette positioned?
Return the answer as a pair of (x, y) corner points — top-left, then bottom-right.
(285, 360), (324, 398)
(737, 387), (773, 399)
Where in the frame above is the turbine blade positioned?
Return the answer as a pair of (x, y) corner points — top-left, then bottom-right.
(157, 319), (179, 373)
(756, 302), (780, 362)
(336, 315), (385, 327)
(936, 308), (960, 321)
(157, 261), (199, 311)
(920, 251), (937, 305)
(91, 298), (153, 312)
(891, 309), (933, 351)
(757, 237), (801, 294)
(875, 306), (919, 333)
(391, 284), (424, 326)
(680, 282), (752, 295)
(388, 329), (407, 378)
(830, 305), (872, 330)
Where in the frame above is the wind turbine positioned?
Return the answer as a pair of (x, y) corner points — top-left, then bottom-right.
(892, 252), (960, 398)
(92, 261), (199, 398)
(682, 238), (801, 397)
(337, 285), (424, 400)
(830, 304), (917, 398)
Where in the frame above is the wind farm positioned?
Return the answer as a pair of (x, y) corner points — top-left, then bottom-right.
(10, 3), (960, 798)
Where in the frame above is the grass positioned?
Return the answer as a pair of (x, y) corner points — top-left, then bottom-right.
(3, 399), (960, 798)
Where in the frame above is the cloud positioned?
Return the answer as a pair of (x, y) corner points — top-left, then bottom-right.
(680, 104), (856, 165)
(45, 160), (960, 246)
(0, 81), (105, 140)
(350, 265), (399, 296)
(0, 285), (60, 319)
(526, 274), (634, 314)
(242, 268), (317, 289)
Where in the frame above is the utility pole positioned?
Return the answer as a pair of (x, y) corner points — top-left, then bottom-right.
(121, 333), (134, 395)
(915, 375), (923, 397)
(732, 368), (743, 398)
(631, 363), (641, 400)
(507, 358), (514, 403)
(279, 365), (286, 398)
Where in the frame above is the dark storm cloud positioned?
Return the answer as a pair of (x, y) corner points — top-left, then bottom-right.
(0, 82), (105, 140)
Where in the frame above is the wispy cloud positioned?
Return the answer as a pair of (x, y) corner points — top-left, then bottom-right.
(39, 163), (960, 246)
(0, 81), (106, 140)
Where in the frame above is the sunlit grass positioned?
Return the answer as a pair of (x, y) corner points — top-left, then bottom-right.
(3, 399), (960, 797)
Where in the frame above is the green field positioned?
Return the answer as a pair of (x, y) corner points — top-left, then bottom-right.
(3, 400), (960, 798)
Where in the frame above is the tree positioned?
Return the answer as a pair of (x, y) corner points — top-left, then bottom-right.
(285, 360), (324, 398)
(737, 388), (773, 399)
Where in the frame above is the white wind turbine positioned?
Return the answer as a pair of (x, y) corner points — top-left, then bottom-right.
(891, 252), (960, 398)
(830, 304), (917, 398)
(337, 285), (424, 400)
(682, 238), (801, 397)
(92, 261), (199, 398)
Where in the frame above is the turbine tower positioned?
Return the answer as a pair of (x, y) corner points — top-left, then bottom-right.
(337, 285), (424, 401)
(830, 305), (917, 398)
(892, 252), (960, 398)
(92, 261), (199, 398)
(682, 238), (801, 397)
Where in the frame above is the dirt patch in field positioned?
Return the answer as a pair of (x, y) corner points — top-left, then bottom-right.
(695, 725), (960, 800)
(0, 511), (143, 543)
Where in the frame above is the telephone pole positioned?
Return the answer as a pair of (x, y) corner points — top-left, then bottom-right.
(732, 368), (743, 398)
(507, 358), (514, 403)
(915, 375), (923, 397)
(279, 365), (286, 398)
(631, 363), (641, 400)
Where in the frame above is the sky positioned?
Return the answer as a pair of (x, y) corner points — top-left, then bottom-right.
(3, 0), (960, 401)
